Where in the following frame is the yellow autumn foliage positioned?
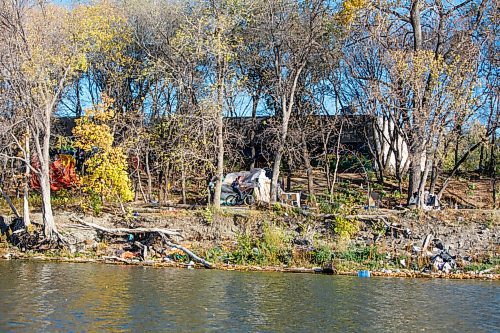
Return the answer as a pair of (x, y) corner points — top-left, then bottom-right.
(73, 97), (133, 203)
(336, 0), (367, 25)
(20, 1), (133, 101)
(72, 1), (133, 68)
(22, 5), (88, 87)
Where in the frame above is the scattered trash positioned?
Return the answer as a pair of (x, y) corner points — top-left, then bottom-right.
(7, 218), (38, 250)
(431, 250), (456, 273)
(120, 251), (136, 259)
(408, 191), (440, 210)
(187, 260), (195, 269)
(222, 168), (271, 203)
(399, 259), (406, 267)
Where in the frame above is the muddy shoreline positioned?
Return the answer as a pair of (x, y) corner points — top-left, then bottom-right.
(1, 253), (498, 281)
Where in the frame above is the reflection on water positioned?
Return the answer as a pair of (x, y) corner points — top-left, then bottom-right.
(0, 261), (498, 332)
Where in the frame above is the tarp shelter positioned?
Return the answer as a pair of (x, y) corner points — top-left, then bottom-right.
(30, 154), (79, 191)
(222, 168), (271, 203)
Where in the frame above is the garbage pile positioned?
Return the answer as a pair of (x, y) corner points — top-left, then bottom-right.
(430, 250), (456, 273)
(408, 191), (440, 210)
(429, 240), (456, 273)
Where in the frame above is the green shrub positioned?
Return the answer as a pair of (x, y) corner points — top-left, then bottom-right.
(89, 192), (103, 216)
(229, 223), (292, 266)
(260, 223), (292, 265)
(463, 257), (499, 272)
(333, 215), (359, 240)
(205, 246), (224, 263)
(312, 245), (332, 265)
(230, 233), (259, 265)
(202, 206), (214, 224)
(337, 246), (384, 264)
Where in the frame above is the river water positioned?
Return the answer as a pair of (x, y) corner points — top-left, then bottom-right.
(0, 261), (498, 332)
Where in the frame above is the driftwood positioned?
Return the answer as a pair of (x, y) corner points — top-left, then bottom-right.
(72, 218), (183, 238)
(102, 256), (134, 264)
(72, 217), (212, 268)
(158, 233), (212, 268)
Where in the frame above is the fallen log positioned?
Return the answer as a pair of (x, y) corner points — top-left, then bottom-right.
(158, 233), (212, 268)
(72, 217), (183, 238)
(72, 217), (213, 268)
(102, 256), (134, 264)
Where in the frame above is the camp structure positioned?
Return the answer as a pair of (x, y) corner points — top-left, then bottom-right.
(222, 168), (271, 203)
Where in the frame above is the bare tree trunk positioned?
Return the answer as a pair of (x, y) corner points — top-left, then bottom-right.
(330, 120), (344, 196)
(39, 171), (57, 238)
(301, 132), (314, 196)
(164, 162), (170, 204)
(429, 161), (439, 194)
(23, 126), (30, 226)
(75, 79), (83, 118)
(270, 150), (283, 203)
(135, 154), (147, 202)
(181, 156), (187, 205)
(35, 107), (58, 240)
(158, 169), (164, 207)
(270, 65), (305, 203)
(322, 130), (332, 191)
(213, 93), (224, 209)
(407, 153), (422, 206)
(145, 148), (152, 202)
(410, 0), (422, 51)
(249, 93), (259, 170)
(418, 154), (432, 205)
(212, 47), (225, 209)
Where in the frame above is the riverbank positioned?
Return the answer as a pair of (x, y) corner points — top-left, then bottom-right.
(1, 206), (498, 280)
(0, 254), (498, 281)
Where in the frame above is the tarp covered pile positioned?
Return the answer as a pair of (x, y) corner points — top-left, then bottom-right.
(222, 168), (271, 203)
(30, 154), (79, 191)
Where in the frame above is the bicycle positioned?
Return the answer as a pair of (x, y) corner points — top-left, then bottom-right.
(225, 188), (255, 206)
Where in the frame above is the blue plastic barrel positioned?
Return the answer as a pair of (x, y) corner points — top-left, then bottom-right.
(358, 270), (370, 278)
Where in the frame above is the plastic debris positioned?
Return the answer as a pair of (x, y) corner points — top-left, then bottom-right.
(358, 270), (370, 278)
(431, 250), (456, 273)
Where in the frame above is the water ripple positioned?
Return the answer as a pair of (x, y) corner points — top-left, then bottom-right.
(0, 262), (498, 332)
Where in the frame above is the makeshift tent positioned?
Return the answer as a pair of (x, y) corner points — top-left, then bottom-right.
(222, 168), (271, 203)
(30, 154), (79, 191)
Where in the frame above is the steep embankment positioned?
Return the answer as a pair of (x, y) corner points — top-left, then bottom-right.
(1, 207), (498, 278)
